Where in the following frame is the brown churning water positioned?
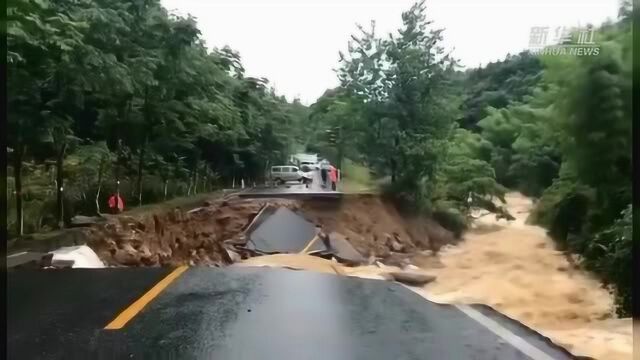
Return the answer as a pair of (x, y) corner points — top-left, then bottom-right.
(414, 193), (632, 360)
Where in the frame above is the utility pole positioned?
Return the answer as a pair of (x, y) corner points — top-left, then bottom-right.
(336, 125), (343, 170)
(325, 125), (342, 168)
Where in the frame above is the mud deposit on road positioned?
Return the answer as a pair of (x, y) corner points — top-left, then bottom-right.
(413, 193), (632, 360)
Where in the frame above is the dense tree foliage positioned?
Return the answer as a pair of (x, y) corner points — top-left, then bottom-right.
(536, 17), (632, 315)
(313, 1), (506, 214)
(7, 0), (308, 235)
(459, 52), (544, 130)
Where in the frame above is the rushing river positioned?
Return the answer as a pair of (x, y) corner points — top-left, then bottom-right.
(414, 192), (632, 360)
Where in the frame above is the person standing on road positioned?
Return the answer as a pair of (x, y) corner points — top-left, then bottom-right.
(320, 159), (330, 188)
(329, 165), (337, 191)
(107, 193), (124, 214)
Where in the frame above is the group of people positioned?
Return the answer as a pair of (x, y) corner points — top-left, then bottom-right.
(106, 161), (338, 214)
(319, 159), (338, 191)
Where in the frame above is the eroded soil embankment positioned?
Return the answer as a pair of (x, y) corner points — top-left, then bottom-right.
(85, 198), (298, 267)
(84, 195), (455, 267)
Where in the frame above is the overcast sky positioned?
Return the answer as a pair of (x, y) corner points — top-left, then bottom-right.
(161, 0), (620, 105)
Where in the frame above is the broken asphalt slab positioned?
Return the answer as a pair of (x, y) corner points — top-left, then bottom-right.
(6, 252), (53, 270)
(325, 231), (367, 264)
(8, 267), (575, 359)
(246, 207), (328, 254)
(242, 207), (366, 264)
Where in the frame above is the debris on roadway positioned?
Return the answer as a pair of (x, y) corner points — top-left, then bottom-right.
(6, 252), (53, 270)
(245, 206), (326, 254)
(87, 197), (300, 267)
(233, 253), (438, 287)
(22, 194), (455, 285)
(49, 245), (105, 269)
(387, 270), (437, 286)
(69, 215), (107, 228)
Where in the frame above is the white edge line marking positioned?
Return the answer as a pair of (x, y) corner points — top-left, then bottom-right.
(7, 251), (28, 258)
(455, 304), (558, 360)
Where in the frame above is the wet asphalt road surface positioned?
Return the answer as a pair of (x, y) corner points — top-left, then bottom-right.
(239, 169), (342, 198)
(8, 267), (574, 360)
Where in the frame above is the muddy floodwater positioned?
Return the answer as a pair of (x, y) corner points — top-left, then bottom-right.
(414, 193), (632, 360)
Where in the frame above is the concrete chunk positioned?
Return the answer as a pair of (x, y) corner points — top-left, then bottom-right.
(388, 271), (437, 286)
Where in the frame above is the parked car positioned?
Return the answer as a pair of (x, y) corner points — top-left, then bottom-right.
(270, 165), (304, 184)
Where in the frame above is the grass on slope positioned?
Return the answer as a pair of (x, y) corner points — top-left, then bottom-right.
(339, 159), (378, 193)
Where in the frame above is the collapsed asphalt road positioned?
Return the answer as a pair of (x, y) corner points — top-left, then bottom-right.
(8, 267), (575, 359)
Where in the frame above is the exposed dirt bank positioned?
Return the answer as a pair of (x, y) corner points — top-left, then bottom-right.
(86, 197), (299, 267)
(82, 194), (455, 267)
(300, 195), (456, 257)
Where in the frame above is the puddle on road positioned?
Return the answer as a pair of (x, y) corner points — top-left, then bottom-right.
(413, 193), (632, 360)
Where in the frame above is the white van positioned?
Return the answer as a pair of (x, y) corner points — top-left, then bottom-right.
(270, 165), (304, 184)
(293, 153), (319, 169)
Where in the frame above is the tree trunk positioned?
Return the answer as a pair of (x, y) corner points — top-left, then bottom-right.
(56, 143), (68, 229)
(201, 163), (209, 193)
(264, 159), (270, 185)
(163, 179), (168, 200)
(193, 162), (199, 195)
(337, 126), (344, 170)
(187, 168), (194, 196)
(115, 139), (122, 197)
(95, 184), (102, 214)
(391, 134), (400, 184)
(138, 88), (150, 207)
(95, 157), (105, 215)
(13, 143), (24, 237)
(136, 137), (147, 207)
(390, 158), (397, 184)
(232, 167), (236, 189)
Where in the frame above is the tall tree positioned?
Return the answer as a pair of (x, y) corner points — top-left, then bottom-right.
(338, 1), (458, 206)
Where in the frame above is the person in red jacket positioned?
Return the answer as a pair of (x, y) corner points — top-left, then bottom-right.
(329, 165), (338, 191)
(108, 193), (124, 214)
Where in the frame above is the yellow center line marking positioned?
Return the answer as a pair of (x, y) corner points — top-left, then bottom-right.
(104, 265), (189, 330)
(299, 234), (320, 254)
